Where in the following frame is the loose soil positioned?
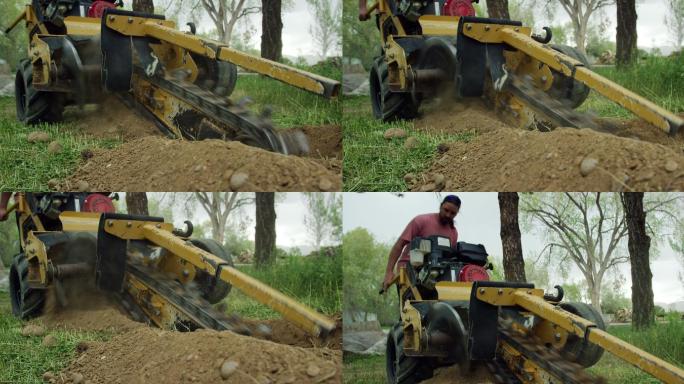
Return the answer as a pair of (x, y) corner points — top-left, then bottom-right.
(33, 294), (340, 383)
(54, 99), (342, 191)
(423, 364), (495, 384)
(59, 136), (341, 191)
(410, 101), (684, 191)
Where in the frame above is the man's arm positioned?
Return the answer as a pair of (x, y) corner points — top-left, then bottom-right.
(383, 237), (409, 291)
(359, 0), (370, 21)
(0, 192), (12, 221)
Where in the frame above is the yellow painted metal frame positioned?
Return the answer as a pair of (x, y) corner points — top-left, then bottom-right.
(63, 16), (100, 36)
(104, 14), (339, 99)
(477, 288), (684, 384)
(102, 220), (335, 336)
(59, 211), (101, 232)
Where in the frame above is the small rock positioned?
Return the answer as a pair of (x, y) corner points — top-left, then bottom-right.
(403, 173), (416, 183)
(403, 136), (419, 149)
(545, 152), (553, 160)
(220, 360), (239, 379)
(223, 169), (234, 180)
(21, 324), (46, 337)
(280, 375), (296, 384)
(257, 375), (271, 384)
(27, 131), (50, 143)
(76, 341), (91, 353)
(665, 160), (678, 172)
(611, 173), (630, 192)
(306, 364), (321, 377)
(42, 334), (57, 347)
(47, 141), (63, 154)
(81, 149), (94, 160)
(74, 180), (89, 192)
(383, 128), (407, 139)
(71, 372), (84, 384)
(42, 371), (55, 382)
(636, 171), (655, 182)
(579, 157), (599, 176)
(47, 178), (60, 190)
(419, 183), (437, 192)
(230, 172), (248, 190)
(433, 173), (445, 188)
(318, 178), (333, 191)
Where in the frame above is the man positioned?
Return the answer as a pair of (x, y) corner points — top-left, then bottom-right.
(0, 192), (13, 221)
(382, 195), (461, 292)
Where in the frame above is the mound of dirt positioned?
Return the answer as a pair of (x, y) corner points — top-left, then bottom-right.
(300, 125), (343, 175)
(65, 97), (161, 142)
(411, 127), (684, 191)
(423, 364), (495, 384)
(57, 326), (341, 384)
(61, 136), (341, 191)
(254, 316), (342, 350)
(415, 99), (511, 136)
(40, 305), (142, 334)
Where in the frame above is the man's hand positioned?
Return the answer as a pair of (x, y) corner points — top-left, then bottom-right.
(358, 0), (370, 21)
(0, 208), (8, 222)
(382, 272), (395, 292)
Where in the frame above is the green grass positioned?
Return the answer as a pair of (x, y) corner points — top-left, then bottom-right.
(0, 291), (112, 384)
(0, 97), (119, 191)
(232, 63), (342, 128)
(224, 254), (342, 320)
(342, 95), (474, 191)
(343, 319), (684, 384)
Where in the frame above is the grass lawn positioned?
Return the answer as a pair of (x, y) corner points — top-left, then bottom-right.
(343, 319), (684, 384)
(343, 55), (684, 192)
(0, 291), (112, 384)
(0, 62), (340, 191)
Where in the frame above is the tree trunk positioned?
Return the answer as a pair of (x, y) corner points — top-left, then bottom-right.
(126, 193), (149, 216)
(132, 0), (154, 13)
(616, 0), (638, 66)
(485, 0), (510, 19)
(498, 193), (526, 282)
(254, 193), (276, 266)
(621, 192), (655, 330)
(261, 0), (283, 61)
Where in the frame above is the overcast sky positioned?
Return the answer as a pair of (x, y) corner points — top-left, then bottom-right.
(343, 192), (684, 304)
(138, 192), (331, 250)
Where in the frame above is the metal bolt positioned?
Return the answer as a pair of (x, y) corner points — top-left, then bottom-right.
(484, 25), (491, 32)
(515, 27), (520, 32)
(479, 288), (485, 294)
(156, 223), (161, 228)
(541, 76), (548, 82)
(126, 221), (132, 228)
(127, 17), (133, 23)
(108, 15), (115, 22)
(182, 269), (189, 277)
(554, 333), (561, 341)
(466, 24), (472, 31)
(527, 290), (532, 294)
(107, 220), (113, 227)
(497, 289), (503, 295)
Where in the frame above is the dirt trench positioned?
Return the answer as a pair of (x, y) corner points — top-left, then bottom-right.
(408, 100), (684, 191)
(55, 98), (342, 191)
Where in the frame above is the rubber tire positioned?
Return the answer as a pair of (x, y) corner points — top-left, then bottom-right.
(370, 57), (421, 122)
(15, 59), (64, 124)
(386, 323), (434, 384)
(547, 45), (591, 109)
(558, 302), (606, 367)
(192, 54), (238, 97)
(9, 254), (45, 320)
(189, 238), (233, 304)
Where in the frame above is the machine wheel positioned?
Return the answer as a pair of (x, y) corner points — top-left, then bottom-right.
(547, 45), (591, 109)
(370, 57), (421, 122)
(192, 54), (238, 97)
(386, 323), (434, 384)
(189, 238), (233, 304)
(558, 302), (606, 367)
(9, 254), (45, 320)
(15, 59), (64, 124)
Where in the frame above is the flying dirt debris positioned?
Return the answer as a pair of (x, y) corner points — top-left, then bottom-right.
(5, 0), (340, 155)
(359, 0), (683, 134)
(7, 193), (340, 382)
(382, 235), (684, 384)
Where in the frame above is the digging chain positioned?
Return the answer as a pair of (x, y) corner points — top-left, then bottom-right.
(135, 67), (308, 155)
(125, 261), (269, 337)
(488, 318), (606, 384)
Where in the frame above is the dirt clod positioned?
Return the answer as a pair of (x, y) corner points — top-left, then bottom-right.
(383, 128), (407, 139)
(580, 157), (599, 176)
(28, 131), (51, 143)
(47, 141), (63, 154)
(42, 371), (55, 382)
(70, 372), (84, 384)
(21, 324), (46, 337)
(74, 180), (89, 192)
(47, 178), (60, 190)
(220, 360), (239, 379)
(319, 178), (333, 191)
(404, 136), (419, 149)
(306, 364), (320, 377)
(230, 171), (249, 190)
(42, 334), (57, 347)
(665, 159), (679, 172)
